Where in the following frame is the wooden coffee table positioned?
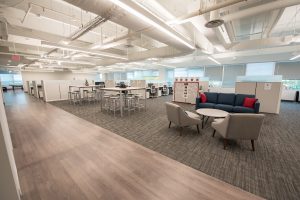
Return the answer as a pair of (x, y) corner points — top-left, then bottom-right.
(196, 108), (229, 128)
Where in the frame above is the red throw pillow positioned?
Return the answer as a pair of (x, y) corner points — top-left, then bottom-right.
(200, 93), (207, 103)
(243, 97), (256, 108)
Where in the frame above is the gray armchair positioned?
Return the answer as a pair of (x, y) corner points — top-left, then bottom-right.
(165, 102), (202, 135)
(212, 113), (265, 151)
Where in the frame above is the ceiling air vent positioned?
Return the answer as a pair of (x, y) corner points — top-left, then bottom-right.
(205, 19), (224, 28)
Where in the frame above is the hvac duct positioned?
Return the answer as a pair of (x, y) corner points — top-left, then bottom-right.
(62, 0), (195, 52)
(169, 0), (246, 24)
(222, 0), (300, 22)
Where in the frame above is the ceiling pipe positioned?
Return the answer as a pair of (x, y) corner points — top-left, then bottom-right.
(222, 0), (300, 22)
(90, 31), (140, 50)
(68, 16), (108, 41)
(169, 0), (246, 24)
(21, 3), (32, 24)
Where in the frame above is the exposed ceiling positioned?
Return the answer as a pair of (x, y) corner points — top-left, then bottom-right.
(0, 0), (300, 73)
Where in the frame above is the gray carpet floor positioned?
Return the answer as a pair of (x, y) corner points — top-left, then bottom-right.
(50, 96), (300, 200)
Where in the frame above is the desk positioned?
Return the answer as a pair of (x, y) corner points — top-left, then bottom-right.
(99, 87), (146, 117)
(10, 84), (23, 91)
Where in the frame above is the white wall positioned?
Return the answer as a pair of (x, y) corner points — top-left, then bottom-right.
(0, 89), (21, 200)
(21, 71), (99, 92)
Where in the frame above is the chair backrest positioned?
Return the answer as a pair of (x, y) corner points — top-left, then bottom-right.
(151, 85), (156, 93)
(163, 85), (167, 91)
(165, 102), (180, 125)
(226, 113), (265, 140)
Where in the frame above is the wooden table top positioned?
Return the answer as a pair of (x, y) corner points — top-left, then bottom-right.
(100, 87), (146, 91)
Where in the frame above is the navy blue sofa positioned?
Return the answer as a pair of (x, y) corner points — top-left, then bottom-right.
(195, 92), (260, 113)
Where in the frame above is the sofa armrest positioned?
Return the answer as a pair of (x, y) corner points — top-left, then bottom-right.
(254, 100), (260, 113)
(195, 97), (201, 109)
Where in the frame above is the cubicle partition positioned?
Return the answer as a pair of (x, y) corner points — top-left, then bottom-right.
(130, 80), (146, 99)
(42, 80), (86, 102)
(235, 81), (282, 114)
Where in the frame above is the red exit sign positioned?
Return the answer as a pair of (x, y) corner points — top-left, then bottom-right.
(11, 55), (21, 61)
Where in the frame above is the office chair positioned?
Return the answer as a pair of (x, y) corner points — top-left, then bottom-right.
(162, 85), (168, 96)
(150, 85), (157, 98)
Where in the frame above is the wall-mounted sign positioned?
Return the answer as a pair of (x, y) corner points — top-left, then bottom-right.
(264, 82), (272, 90)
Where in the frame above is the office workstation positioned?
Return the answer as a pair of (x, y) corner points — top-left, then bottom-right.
(0, 1), (300, 200)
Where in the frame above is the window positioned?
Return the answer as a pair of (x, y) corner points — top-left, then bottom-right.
(126, 70), (159, 80)
(166, 69), (174, 82)
(187, 68), (204, 77)
(282, 80), (300, 90)
(246, 62), (275, 76)
(174, 68), (188, 77)
(0, 73), (23, 86)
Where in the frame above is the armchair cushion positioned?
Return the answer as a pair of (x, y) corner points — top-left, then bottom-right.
(185, 111), (201, 120)
(217, 93), (235, 105)
(215, 104), (234, 112)
(204, 92), (218, 103)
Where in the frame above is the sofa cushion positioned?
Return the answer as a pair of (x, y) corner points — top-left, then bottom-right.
(215, 104), (234, 112)
(243, 97), (256, 108)
(200, 93), (207, 103)
(217, 93), (235, 105)
(235, 94), (255, 106)
(197, 103), (216, 109)
(204, 92), (218, 103)
(232, 106), (255, 113)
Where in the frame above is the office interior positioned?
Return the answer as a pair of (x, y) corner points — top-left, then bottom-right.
(0, 0), (300, 200)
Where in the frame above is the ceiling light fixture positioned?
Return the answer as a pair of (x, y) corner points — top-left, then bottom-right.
(208, 56), (221, 65)
(61, 40), (70, 45)
(289, 54), (300, 61)
(109, 0), (195, 50)
(153, 63), (176, 68)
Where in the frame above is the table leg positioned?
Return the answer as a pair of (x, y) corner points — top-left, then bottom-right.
(144, 89), (146, 111)
(100, 90), (103, 111)
(120, 91), (123, 117)
(202, 115), (205, 129)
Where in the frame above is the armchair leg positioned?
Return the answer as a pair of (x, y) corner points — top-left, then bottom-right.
(179, 127), (183, 136)
(212, 130), (216, 137)
(169, 121), (171, 128)
(223, 139), (228, 150)
(196, 125), (200, 134)
(251, 140), (255, 151)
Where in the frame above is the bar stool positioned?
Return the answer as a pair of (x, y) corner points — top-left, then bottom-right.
(82, 90), (89, 102)
(134, 94), (144, 111)
(103, 95), (111, 112)
(124, 96), (135, 115)
(70, 91), (80, 105)
(109, 96), (121, 117)
(87, 90), (96, 104)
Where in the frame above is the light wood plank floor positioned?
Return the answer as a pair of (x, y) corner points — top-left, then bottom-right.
(5, 92), (264, 200)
